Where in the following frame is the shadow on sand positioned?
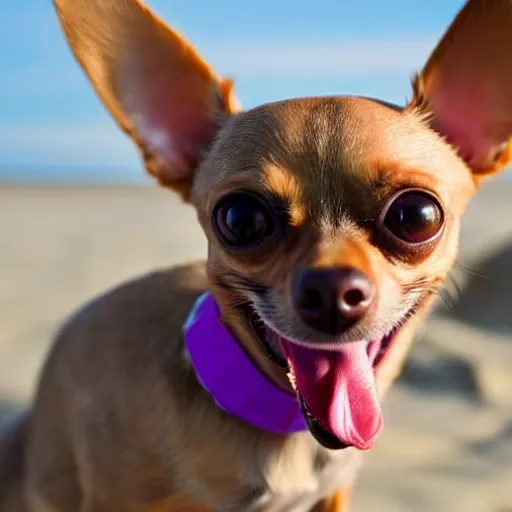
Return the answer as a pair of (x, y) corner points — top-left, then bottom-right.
(441, 239), (512, 333)
(0, 404), (21, 431)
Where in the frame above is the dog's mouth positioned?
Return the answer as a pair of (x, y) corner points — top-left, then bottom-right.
(247, 308), (398, 451)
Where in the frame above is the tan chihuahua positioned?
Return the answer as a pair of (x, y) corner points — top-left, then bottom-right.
(1, 0), (512, 510)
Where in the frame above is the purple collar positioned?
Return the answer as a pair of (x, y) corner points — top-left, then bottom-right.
(184, 292), (306, 434)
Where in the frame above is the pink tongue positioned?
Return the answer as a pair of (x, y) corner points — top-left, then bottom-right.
(282, 341), (383, 450)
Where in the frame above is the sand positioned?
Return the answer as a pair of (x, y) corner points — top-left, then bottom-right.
(0, 181), (511, 511)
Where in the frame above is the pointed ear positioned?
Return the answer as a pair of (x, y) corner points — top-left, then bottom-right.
(53, 0), (241, 200)
(410, 0), (512, 182)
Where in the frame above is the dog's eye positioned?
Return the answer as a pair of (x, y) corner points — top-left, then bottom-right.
(213, 193), (274, 247)
(381, 190), (444, 244)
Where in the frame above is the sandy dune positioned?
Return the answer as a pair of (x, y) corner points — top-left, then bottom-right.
(1, 181), (511, 511)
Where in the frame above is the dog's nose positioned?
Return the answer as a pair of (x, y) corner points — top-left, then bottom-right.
(292, 267), (375, 336)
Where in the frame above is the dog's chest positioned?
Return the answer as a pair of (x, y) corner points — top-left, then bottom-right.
(244, 433), (363, 512)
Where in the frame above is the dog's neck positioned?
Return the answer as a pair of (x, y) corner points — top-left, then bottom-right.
(184, 292), (307, 434)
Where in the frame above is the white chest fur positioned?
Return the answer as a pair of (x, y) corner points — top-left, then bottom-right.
(244, 432), (363, 512)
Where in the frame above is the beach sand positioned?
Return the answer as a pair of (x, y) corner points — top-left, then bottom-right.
(1, 181), (511, 511)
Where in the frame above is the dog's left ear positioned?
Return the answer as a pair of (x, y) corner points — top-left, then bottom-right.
(411, 0), (512, 183)
(53, 0), (241, 200)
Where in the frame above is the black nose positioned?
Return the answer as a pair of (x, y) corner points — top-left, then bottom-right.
(292, 267), (375, 336)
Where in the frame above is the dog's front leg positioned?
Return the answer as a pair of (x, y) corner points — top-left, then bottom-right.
(311, 489), (351, 512)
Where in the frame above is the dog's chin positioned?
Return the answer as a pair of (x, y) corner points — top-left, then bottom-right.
(245, 307), (399, 451)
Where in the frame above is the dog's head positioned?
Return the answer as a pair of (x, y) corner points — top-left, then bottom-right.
(54, 0), (512, 450)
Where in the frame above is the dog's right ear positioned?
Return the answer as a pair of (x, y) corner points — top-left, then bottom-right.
(53, 0), (241, 200)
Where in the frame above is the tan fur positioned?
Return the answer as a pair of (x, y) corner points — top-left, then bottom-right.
(2, 0), (512, 510)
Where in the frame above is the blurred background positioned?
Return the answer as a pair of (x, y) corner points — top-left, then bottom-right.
(1, 1), (511, 510)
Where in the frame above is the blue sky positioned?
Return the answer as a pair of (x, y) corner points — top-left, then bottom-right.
(1, 0), (470, 184)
